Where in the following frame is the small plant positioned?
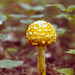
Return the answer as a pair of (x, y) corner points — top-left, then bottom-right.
(26, 20), (56, 75)
(57, 68), (74, 75)
(0, 59), (23, 69)
(66, 49), (75, 54)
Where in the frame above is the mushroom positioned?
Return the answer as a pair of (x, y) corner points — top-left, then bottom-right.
(26, 20), (56, 75)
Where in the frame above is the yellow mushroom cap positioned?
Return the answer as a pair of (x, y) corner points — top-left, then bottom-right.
(26, 20), (56, 46)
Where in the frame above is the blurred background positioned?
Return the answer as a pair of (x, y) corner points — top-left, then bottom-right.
(0, 0), (75, 75)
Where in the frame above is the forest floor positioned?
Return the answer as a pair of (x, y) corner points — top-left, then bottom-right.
(0, 40), (75, 75)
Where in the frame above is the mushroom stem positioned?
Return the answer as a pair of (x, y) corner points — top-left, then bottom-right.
(38, 46), (46, 75)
